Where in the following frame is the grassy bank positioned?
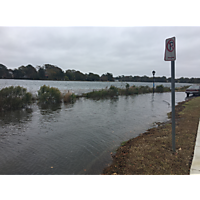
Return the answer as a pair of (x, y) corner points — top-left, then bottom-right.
(103, 96), (200, 175)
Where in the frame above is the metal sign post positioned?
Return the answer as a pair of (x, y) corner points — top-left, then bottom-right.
(164, 37), (176, 152)
(171, 60), (175, 152)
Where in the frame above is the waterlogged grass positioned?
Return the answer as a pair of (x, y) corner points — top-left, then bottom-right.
(63, 92), (76, 103)
(0, 86), (32, 111)
(63, 92), (72, 103)
(79, 85), (172, 99)
(37, 85), (62, 104)
(50, 84), (187, 103)
(82, 85), (119, 99)
(0, 84), (189, 111)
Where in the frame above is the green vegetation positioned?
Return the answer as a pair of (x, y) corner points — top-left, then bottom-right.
(116, 75), (168, 82)
(0, 86), (32, 111)
(37, 85), (62, 104)
(44, 64), (65, 80)
(79, 85), (172, 99)
(0, 64), (13, 79)
(156, 85), (164, 92)
(155, 85), (171, 92)
(0, 63), (114, 81)
(115, 75), (200, 83)
(0, 84), (189, 110)
(1, 63), (200, 83)
(37, 86), (76, 104)
(81, 85), (119, 99)
(70, 93), (76, 103)
(125, 83), (130, 89)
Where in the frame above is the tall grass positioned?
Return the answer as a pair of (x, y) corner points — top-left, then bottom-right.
(118, 85), (153, 95)
(63, 92), (76, 103)
(78, 85), (172, 99)
(0, 84), (187, 111)
(37, 86), (76, 104)
(0, 86), (32, 111)
(155, 85), (171, 93)
(81, 85), (119, 99)
(37, 85), (62, 104)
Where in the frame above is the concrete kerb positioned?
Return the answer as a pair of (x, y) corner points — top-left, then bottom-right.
(190, 118), (200, 175)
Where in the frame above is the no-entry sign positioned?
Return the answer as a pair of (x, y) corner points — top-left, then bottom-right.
(164, 37), (176, 61)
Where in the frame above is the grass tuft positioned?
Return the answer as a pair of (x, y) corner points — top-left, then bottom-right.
(0, 86), (32, 111)
(63, 92), (76, 103)
(37, 85), (62, 104)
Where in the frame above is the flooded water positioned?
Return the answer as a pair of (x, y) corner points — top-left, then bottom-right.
(0, 79), (192, 95)
(0, 89), (186, 174)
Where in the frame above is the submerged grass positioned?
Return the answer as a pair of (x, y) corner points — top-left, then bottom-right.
(0, 84), (189, 110)
(63, 92), (72, 103)
(81, 85), (119, 99)
(63, 92), (76, 103)
(37, 85), (62, 104)
(78, 84), (175, 100)
(0, 86), (32, 111)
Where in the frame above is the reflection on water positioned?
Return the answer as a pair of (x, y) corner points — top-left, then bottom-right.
(0, 92), (186, 175)
(38, 103), (62, 115)
(0, 109), (32, 126)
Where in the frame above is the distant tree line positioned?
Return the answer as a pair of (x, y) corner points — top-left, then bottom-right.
(114, 75), (200, 83)
(115, 75), (200, 83)
(115, 75), (168, 82)
(0, 63), (114, 81)
(1, 63), (200, 83)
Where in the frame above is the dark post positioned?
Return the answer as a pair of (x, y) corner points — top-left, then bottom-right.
(152, 70), (155, 93)
(164, 36), (176, 152)
(171, 61), (176, 152)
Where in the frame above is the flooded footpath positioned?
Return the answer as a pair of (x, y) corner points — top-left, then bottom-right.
(0, 92), (186, 174)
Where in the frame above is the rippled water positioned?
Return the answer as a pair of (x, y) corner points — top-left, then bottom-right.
(0, 91), (186, 175)
(0, 79), (192, 95)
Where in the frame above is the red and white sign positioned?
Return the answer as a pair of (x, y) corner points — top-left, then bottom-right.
(164, 37), (176, 61)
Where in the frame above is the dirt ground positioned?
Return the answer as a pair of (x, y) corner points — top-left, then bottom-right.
(103, 96), (200, 175)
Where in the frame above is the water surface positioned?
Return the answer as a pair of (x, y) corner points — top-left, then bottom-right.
(0, 92), (186, 174)
(0, 79), (192, 95)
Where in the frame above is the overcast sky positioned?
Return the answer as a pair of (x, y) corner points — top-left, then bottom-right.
(1, 26), (200, 78)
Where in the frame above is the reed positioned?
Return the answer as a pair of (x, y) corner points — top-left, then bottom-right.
(63, 92), (76, 103)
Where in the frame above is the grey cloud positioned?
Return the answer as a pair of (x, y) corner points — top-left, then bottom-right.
(1, 26), (200, 78)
